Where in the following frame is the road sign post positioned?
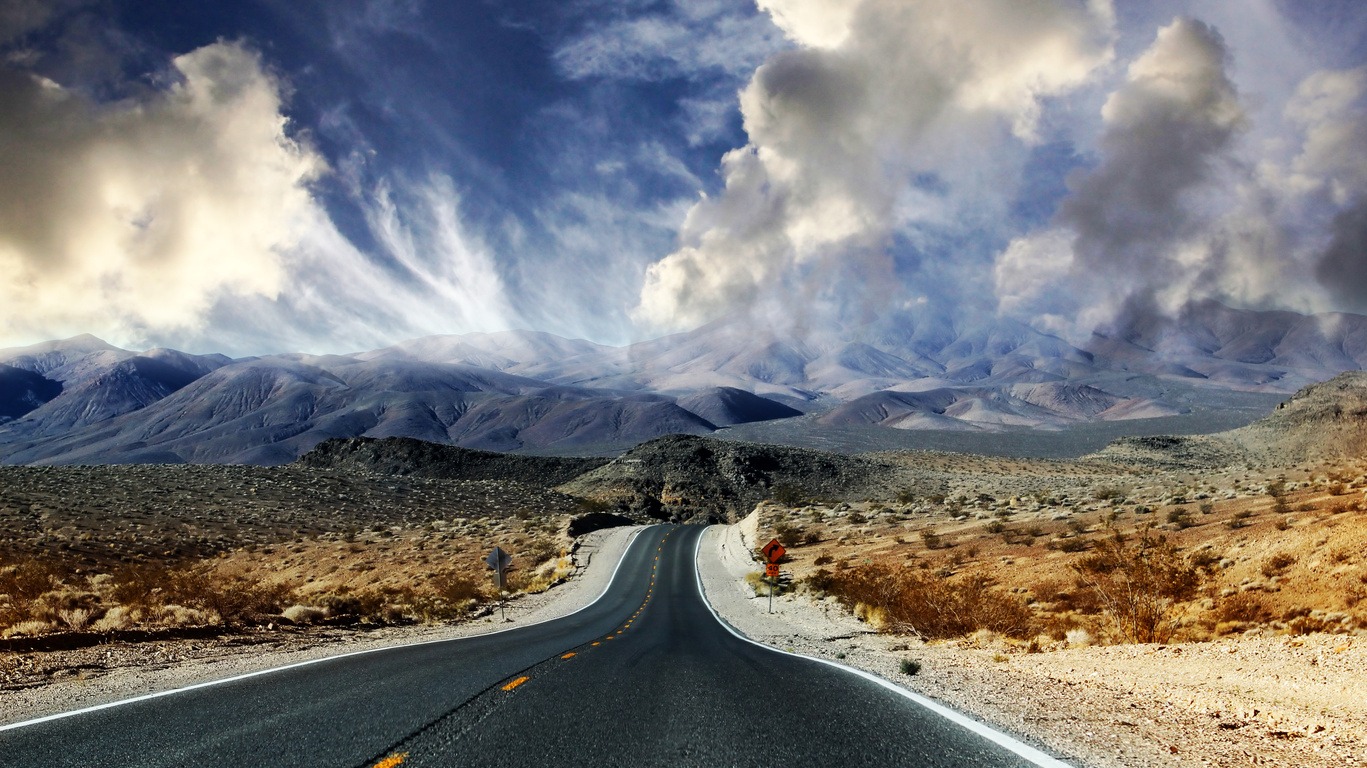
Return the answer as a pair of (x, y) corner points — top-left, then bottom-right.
(762, 539), (785, 614)
(765, 562), (781, 613)
(486, 546), (512, 621)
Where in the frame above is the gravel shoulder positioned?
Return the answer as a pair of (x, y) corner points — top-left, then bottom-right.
(0, 525), (644, 728)
(696, 516), (1367, 768)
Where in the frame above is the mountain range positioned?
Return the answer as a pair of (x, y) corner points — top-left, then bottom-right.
(2, 300), (1365, 465)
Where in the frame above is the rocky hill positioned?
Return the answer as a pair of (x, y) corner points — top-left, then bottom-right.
(1225, 371), (1367, 464)
(556, 434), (902, 522)
(297, 436), (608, 487)
(1091, 371), (1367, 469)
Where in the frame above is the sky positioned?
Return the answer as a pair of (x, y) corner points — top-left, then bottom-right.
(0, 0), (1365, 356)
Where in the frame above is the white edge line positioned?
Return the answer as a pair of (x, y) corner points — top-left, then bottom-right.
(691, 526), (1076, 768)
(0, 525), (651, 734)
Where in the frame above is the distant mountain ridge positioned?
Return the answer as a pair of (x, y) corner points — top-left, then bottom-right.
(2, 302), (1365, 465)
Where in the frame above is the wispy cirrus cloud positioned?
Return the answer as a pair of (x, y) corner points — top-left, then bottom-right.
(553, 0), (786, 82)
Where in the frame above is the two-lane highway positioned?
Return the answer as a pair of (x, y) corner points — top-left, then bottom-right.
(2, 525), (1067, 767)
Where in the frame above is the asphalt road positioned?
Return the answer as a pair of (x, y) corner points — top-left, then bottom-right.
(1, 524), (1064, 767)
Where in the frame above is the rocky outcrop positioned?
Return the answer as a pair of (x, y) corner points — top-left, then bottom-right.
(556, 434), (899, 522)
(296, 436), (608, 488)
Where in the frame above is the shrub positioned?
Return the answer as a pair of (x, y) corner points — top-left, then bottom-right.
(824, 563), (1034, 640)
(899, 658), (922, 676)
(744, 571), (769, 597)
(805, 568), (836, 594)
(1261, 553), (1296, 578)
(2, 620), (56, 638)
(1065, 628), (1094, 647)
(1092, 486), (1126, 502)
(1214, 593), (1269, 624)
(919, 530), (944, 550)
(1072, 531), (1200, 643)
(1052, 537), (1089, 553)
(433, 573), (486, 606)
(772, 485), (808, 506)
(773, 522), (806, 547)
(282, 604), (328, 624)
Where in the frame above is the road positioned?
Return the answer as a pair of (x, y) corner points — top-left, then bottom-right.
(1, 524), (1066, 767)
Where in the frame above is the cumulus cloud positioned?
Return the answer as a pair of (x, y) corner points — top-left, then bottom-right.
(996, 17), (1367, 332)
(0, 34), (522, 355)
(1294, 66), (1367, 311)
(635, 0), (1115, 331)
(994, 17), (1248, 329)
(0, 41), (323, 345)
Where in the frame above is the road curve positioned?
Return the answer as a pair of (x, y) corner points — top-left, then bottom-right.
(1, 524), (1068, 767)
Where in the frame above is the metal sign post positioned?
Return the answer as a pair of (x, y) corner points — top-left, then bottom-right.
(766, 563), (781, 613)
(486, 546), (512, 622)
(762, 539), (785, 614)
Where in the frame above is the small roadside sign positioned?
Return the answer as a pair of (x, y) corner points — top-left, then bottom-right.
(487, 546), (512, 588)
(486, 546), (512, 573)
(487, 546), (512, 621)
(765, 563), (780, 578)
(762, 538), (786, 563)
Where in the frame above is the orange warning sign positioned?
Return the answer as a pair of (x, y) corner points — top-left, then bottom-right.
(765, 563), (780, 578)
(762, 538), (786, 563)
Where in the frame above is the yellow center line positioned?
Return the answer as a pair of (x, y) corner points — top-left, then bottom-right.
(592, 641), (600, 646)
(371, 753), (408, 768)
(502, 676), (530, 691)
(561, 652), (577, 659)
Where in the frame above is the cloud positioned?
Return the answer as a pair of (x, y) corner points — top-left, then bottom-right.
(635, 0), (1115, 332)
(1296, 66), (1367, 311)
(554, 0), (786, 82)
(994, 17), (1249, 329)
(0, 0), (89, 45)
(996, 17), (1367, 332)
(176, 173), (520, 356)
(0, 41), (324, 346)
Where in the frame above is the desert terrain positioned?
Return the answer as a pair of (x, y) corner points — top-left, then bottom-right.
(3, 373), (1367, 767)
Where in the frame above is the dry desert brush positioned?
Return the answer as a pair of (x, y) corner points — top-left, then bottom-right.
(822, 562), (1034, 640)
(1072, 531), (1200, 644)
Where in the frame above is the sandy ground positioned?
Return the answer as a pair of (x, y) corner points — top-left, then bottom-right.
(0, 525), (644, 728)
(695, 514), (1367, 768)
